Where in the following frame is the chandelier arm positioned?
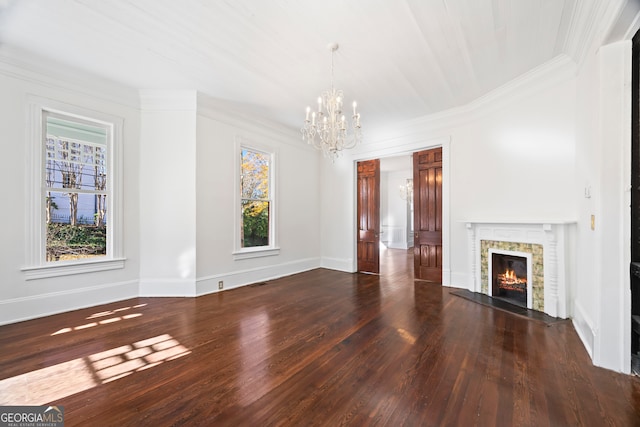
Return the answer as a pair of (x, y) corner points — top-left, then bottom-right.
(301, 42), (361, 162)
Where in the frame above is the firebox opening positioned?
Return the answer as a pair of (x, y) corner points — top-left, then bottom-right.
(491, 253), (527, 308)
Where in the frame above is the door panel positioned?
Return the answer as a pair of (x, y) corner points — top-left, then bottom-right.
(414, 148), (443, 282)
(357, 159), (380, 274)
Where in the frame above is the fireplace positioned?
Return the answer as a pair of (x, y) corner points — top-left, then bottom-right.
(466, 221), (575, 318)
(491, 253), (528, 308)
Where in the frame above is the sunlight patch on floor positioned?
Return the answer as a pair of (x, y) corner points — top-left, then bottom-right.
(51, 304), (147, 336)
(0, 334), (190, 405)
(396, 328), (416, 345)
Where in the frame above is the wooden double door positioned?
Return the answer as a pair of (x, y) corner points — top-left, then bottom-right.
(357, 147), (442, 282)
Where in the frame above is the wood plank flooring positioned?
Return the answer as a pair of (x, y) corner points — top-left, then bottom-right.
(2, 248), (640, 426)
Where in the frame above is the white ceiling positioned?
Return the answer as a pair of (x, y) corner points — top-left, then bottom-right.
(0, 0), (619, 139)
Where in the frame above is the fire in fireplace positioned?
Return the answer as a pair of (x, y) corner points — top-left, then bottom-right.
(491, 253), (528, 307)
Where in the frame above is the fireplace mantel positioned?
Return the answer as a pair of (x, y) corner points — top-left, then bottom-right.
(465, 221), (576, 318)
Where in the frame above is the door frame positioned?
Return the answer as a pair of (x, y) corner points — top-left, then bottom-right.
(349, 136), (451, 285)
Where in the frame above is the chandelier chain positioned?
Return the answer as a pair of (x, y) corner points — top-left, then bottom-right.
(330, 46), (334, 90)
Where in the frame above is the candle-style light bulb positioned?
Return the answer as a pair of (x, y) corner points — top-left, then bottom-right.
(305, 106), (310, 121)
(352, 101), (357, 115)
(318, 97), (322, 113)
(311, 112), (316, 125)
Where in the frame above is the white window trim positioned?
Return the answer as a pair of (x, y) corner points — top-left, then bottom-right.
(22, 97), (125, 280)
(233, 136), (279, 260)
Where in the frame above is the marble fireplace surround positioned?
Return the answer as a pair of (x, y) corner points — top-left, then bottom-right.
(466, 221), (575, 318)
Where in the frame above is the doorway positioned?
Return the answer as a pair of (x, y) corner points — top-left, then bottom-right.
(378, 155), (414, 277)
(357, 147), (445, 282)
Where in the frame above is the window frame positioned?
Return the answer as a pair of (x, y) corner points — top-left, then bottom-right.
(22, 97), (125, 280)
(233, 137), (279, 260)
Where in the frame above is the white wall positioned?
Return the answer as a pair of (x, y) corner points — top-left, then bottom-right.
(138, 92), (323, 296)
(447, 73), (577, 281)
(573, 37), (601, 358)
(381, 170), (412, 249)
(320, 155), (356, 272)
(573, 39), (632, 372)
(195, 100), (322, 293)
(0, 50), (141, 324)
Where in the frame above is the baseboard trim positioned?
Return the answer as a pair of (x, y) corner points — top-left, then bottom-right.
(321, 257), (354, 272)
(441, 268), (452, 286)
(573, 301), (596, 359)
(196, 257), (321, 295)
(0, 279), (138, 326)
(449, 272), (470, 289)
(387, 244), (410, 250)
(138, 278), (197, 297)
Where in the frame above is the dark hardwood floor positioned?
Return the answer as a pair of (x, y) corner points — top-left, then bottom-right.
(2, 248), (640, 426)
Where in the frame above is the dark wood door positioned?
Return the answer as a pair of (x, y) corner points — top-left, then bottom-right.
(413, 148), (443, 282)
(357, 159), (380, 274)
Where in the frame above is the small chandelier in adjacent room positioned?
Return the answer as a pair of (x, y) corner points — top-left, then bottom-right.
(301, 42), (362, 161)
(399, 179), (413, 202)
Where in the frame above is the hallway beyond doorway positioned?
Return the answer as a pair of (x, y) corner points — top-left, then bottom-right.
(380, 247), (414, 279)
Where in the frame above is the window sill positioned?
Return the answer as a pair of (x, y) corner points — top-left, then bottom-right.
(232, 247), (280, 260)
(21, 258), (126, 280)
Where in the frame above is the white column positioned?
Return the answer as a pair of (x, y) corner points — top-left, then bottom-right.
(467, 223), (477, 292)
(139, 90), (198, 296)
(543, 224), (559, 317)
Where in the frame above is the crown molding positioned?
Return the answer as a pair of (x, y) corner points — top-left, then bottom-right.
(366, 54), (577, 147)
(351, 135), (450, 162)
(623, 9), (640, 41)
(196, 93), (308, 149)
(0, 45), (139, 109)
(565, 0), (626, 67)
(603, 0), (640, 43)
(563, 0), (590, 64)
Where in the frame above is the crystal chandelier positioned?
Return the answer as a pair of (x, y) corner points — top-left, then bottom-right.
(301, 43), (362, 161)
(399, 179), (413, 201)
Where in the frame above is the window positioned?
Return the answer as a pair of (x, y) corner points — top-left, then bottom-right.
(23, 99), (124, 279)
(45, 113), (108, 261)
(241, 148), (271, 247)
(234, 140), (278, 259)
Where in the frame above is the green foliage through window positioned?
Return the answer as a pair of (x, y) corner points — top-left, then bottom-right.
(241, 148), (270, 248)
(46, 223), (106, 261)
